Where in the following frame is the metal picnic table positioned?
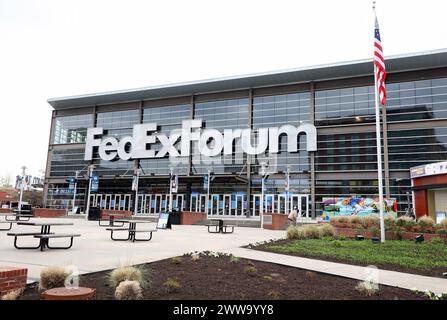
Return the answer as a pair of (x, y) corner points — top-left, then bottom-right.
(106, 219), (156, 242)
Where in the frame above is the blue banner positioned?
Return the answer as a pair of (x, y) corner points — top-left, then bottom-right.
(91, 175), (99, 192)
(203, 175), (208, 191)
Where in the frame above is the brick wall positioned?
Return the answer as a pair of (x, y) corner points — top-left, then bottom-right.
(33, 208), (67, 218)
(263, 213), (289, 230)
(0, 208), (12, 214)
(0, 267), (27, 296)
(100, 209), (133, 219)
(180, 211), (206, 225)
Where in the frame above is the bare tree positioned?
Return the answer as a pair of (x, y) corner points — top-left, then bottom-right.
(0, 175), (12, 187)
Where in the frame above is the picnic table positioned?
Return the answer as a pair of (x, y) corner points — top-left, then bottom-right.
(7, 221), (80, 251)
(206, 219), (235, 234)
(106, 219), (156, 242)
(98, 213), (126, 227)
(4, 209), (34, 221)
(0, 220), (18, 231)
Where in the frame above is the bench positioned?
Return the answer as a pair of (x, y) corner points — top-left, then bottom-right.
(33, 234), (81, 251)
(5, 214), (34, 222)
(106, 227), (156, 242)
(0, 221), (17, 231)
(7, 232), (55, 250)
(206, 220), (236, 234)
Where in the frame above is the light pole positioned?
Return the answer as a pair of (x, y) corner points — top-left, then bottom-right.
(133, 168), (141, 215)
(285, 166), (291, 216)
(72, 170), (79, 213)
(169, 168), (174, 212)
(18, 166), (26, 213)
(85, 164), (95, 220)
(260, 162), (267, 229)
(206, 169), (211, 215)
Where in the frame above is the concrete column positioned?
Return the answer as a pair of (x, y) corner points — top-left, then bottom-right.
(246, 89), (253, 218)
(309, 83), (316, 219)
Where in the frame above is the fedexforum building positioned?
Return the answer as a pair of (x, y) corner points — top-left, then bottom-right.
(44, 49), (447, 220)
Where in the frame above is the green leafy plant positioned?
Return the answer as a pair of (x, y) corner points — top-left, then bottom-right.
(332, 240), (342, 248)
(418, 215), (435, 228)
(368, 226), (380, 237)
(430, 237), (445, 245)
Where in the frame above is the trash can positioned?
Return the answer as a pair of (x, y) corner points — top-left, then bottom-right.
(88, 206), (101, 221)
(169, 210), (181, 225)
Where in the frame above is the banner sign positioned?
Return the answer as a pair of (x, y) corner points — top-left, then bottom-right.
(171, 174), (178, 193)
(68, 177), (76, 190)
(203, 175), (208, 191)
(410, 161), (447, 179)
(157, 212), (171, 229)
(91, 175), (99, 192)
(131, 175), (138, 191)
(321, 197), (397, 221)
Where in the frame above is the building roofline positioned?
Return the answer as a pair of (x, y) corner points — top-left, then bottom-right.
(47, 48), (447, 110)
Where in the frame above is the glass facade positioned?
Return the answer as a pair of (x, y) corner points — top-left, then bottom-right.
(253, 93), (311, 173)
(46, 73), (447, 218)
(140, 104), (190, 175)
(53, 114), (93, 144)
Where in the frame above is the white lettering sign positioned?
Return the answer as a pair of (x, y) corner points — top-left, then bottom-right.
(84, 120), (317, 161)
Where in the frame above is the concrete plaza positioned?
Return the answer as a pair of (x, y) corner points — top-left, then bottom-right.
(0, 218), (284, 281)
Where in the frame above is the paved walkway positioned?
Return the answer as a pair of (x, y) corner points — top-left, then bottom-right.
(223, 247), (447, 295)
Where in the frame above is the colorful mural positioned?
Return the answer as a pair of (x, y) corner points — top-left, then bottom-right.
(321, 197), (397, 221)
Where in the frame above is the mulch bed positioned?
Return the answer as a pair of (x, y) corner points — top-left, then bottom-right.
(20, 255), (425, 300)
(250, 239), (447, 278)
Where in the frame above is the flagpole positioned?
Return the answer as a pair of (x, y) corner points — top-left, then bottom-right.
(373, 1), (386, 242)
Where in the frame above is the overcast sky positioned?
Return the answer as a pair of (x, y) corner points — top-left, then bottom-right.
(0, 0), (446, 183)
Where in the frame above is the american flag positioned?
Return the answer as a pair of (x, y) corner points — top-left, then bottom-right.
(374, 17), (386, 106)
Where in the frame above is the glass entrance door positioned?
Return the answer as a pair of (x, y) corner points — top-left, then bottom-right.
(236, 194), (245, 216)
(223, 194), (231, 215)
(252, 194), (261, 217)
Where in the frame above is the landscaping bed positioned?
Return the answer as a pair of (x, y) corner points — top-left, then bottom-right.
(19, 254), (424, 300)
(251, 238), (447, 278)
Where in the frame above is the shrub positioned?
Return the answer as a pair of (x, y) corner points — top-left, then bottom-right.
(336, 216), (349, 223)
(171, 256), (182, 265)
(286, 225), (299, 239)
(440, 218), (447, 229)
(114, 280), (143, 300)
(229, 255), (240, 263)
(384, 216), (396, 227)
(303, 225), (322, 239)
(320, 224), (335, 237)
(39, 266), (70, 291)
(368, 226), (380, 237)
(190, 253), (200, 261)
(305, 271), (316, 279)
(355, 281), (378, 297)
(418, 215), (435, 228)
(396, 216), (415, 227)
(393, 227), (404, 240)
(164, 278), (181, 293)
(244, 266), (258, 274)
(363, 215), (380, 227)
(1, 288), (23, 300)
(108, 266), (144, 288)
(349, 216), (362, 224)
(337, 234), (347, 241)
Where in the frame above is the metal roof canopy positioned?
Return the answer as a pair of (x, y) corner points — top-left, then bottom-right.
(48, 49), (447, 110)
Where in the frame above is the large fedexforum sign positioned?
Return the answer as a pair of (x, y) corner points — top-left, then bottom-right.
(84, 120), (317, 161)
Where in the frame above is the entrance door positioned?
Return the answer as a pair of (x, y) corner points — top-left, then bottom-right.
(265, 194), (275, 213)
(278, 194), (286, 214)
(199, 194), (207, 213)
(190, 193), (199, 212)
(150, 194), (157, 214)
(210, 194), (220, 216)
(223, 194), (231, 215)
(236, 194), (245, 216)
(252, 194), (261, 217)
